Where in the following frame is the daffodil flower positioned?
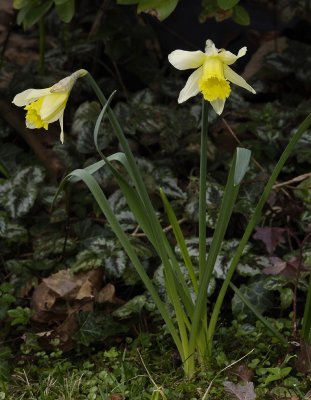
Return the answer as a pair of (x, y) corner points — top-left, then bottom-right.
(168, 39), (255, 114)
(12, 69), (87, 144)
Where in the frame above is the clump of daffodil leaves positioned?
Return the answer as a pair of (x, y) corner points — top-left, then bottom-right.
(12, 40), (311, 378)
(168, 39), (256, 113)
(12, 69), (87, 143)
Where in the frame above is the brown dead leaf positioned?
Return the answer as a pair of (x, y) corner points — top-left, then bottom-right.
(109, 395), (124, 400)
(96, 283), (124, 305)
(253, 227), (286, 254)
(54, 314), (78, 352)
(224, 381), (256, 400)
(31, 282), (57, 322)
(227, 363), (254, 383)
(76, 280), (94, 300)
(29, 268), (129, 350)
(31, 268), (103, 323)
(43, 270), (78, 297)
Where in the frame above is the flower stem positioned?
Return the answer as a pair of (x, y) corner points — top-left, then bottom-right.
(199, 100), (209, 279)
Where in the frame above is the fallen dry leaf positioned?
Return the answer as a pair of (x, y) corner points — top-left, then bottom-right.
(224, 381), (256, 400)
(109, 394), (124, 400)
(43, 270), (78, 298)
(227, 363), (254, 383)
(96, 283), (124, 305)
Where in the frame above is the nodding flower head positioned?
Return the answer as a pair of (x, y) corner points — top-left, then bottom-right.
(12, 69), (87, 143)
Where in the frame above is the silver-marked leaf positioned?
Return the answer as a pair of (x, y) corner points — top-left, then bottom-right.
(71, 250), (103, 273)
(155, 166), (186, 200)
(186, 181), (224, 228)
(0, 213), (7, 236)
(88, 238), (127, 278)
(72, 101), (113, 154)
(113, 294), (146, 318)
(1, 221), (28, 243)
(0, 166), (45, 218)
(108, 189), (137, 231)
(33, 235), (77, 259)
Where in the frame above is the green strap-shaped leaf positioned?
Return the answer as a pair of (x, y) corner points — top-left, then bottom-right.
(234, 147), (251, 186)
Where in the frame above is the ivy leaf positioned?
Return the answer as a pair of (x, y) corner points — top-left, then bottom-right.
(224, 381), (256, 400)
(232, 280), (274, 319)
(74, 312), (129, 346)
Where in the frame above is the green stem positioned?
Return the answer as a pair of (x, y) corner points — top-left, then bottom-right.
(189, 151), (240, 362)
(38, 17), (45, 75)
(199, 100), (209, 279)
(207, 111), (311, 356)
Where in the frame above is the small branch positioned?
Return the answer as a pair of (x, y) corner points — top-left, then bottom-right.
(221, 117), (266, 173)
(131, 218), (187, 237)
(273, 172), (311, 189)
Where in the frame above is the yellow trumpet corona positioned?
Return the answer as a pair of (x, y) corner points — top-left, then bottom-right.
(12, 69), (87, 143)
(168, 39), (255, 114)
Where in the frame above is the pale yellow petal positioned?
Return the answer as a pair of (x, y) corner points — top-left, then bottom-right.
(168, 50), (205, 70)
(224, 65), (256, 94)
(13, 88), (49, 107)
(204, 39), (218, 56)
(12, 89), (35, 107)
(178, 66), (203, 103)
(210, 99), (225, 115)
(40, 93), (69, 122)
(219, 46), (247, 65)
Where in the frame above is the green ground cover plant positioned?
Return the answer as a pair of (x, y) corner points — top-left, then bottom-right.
(1, 1), (311, 398)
